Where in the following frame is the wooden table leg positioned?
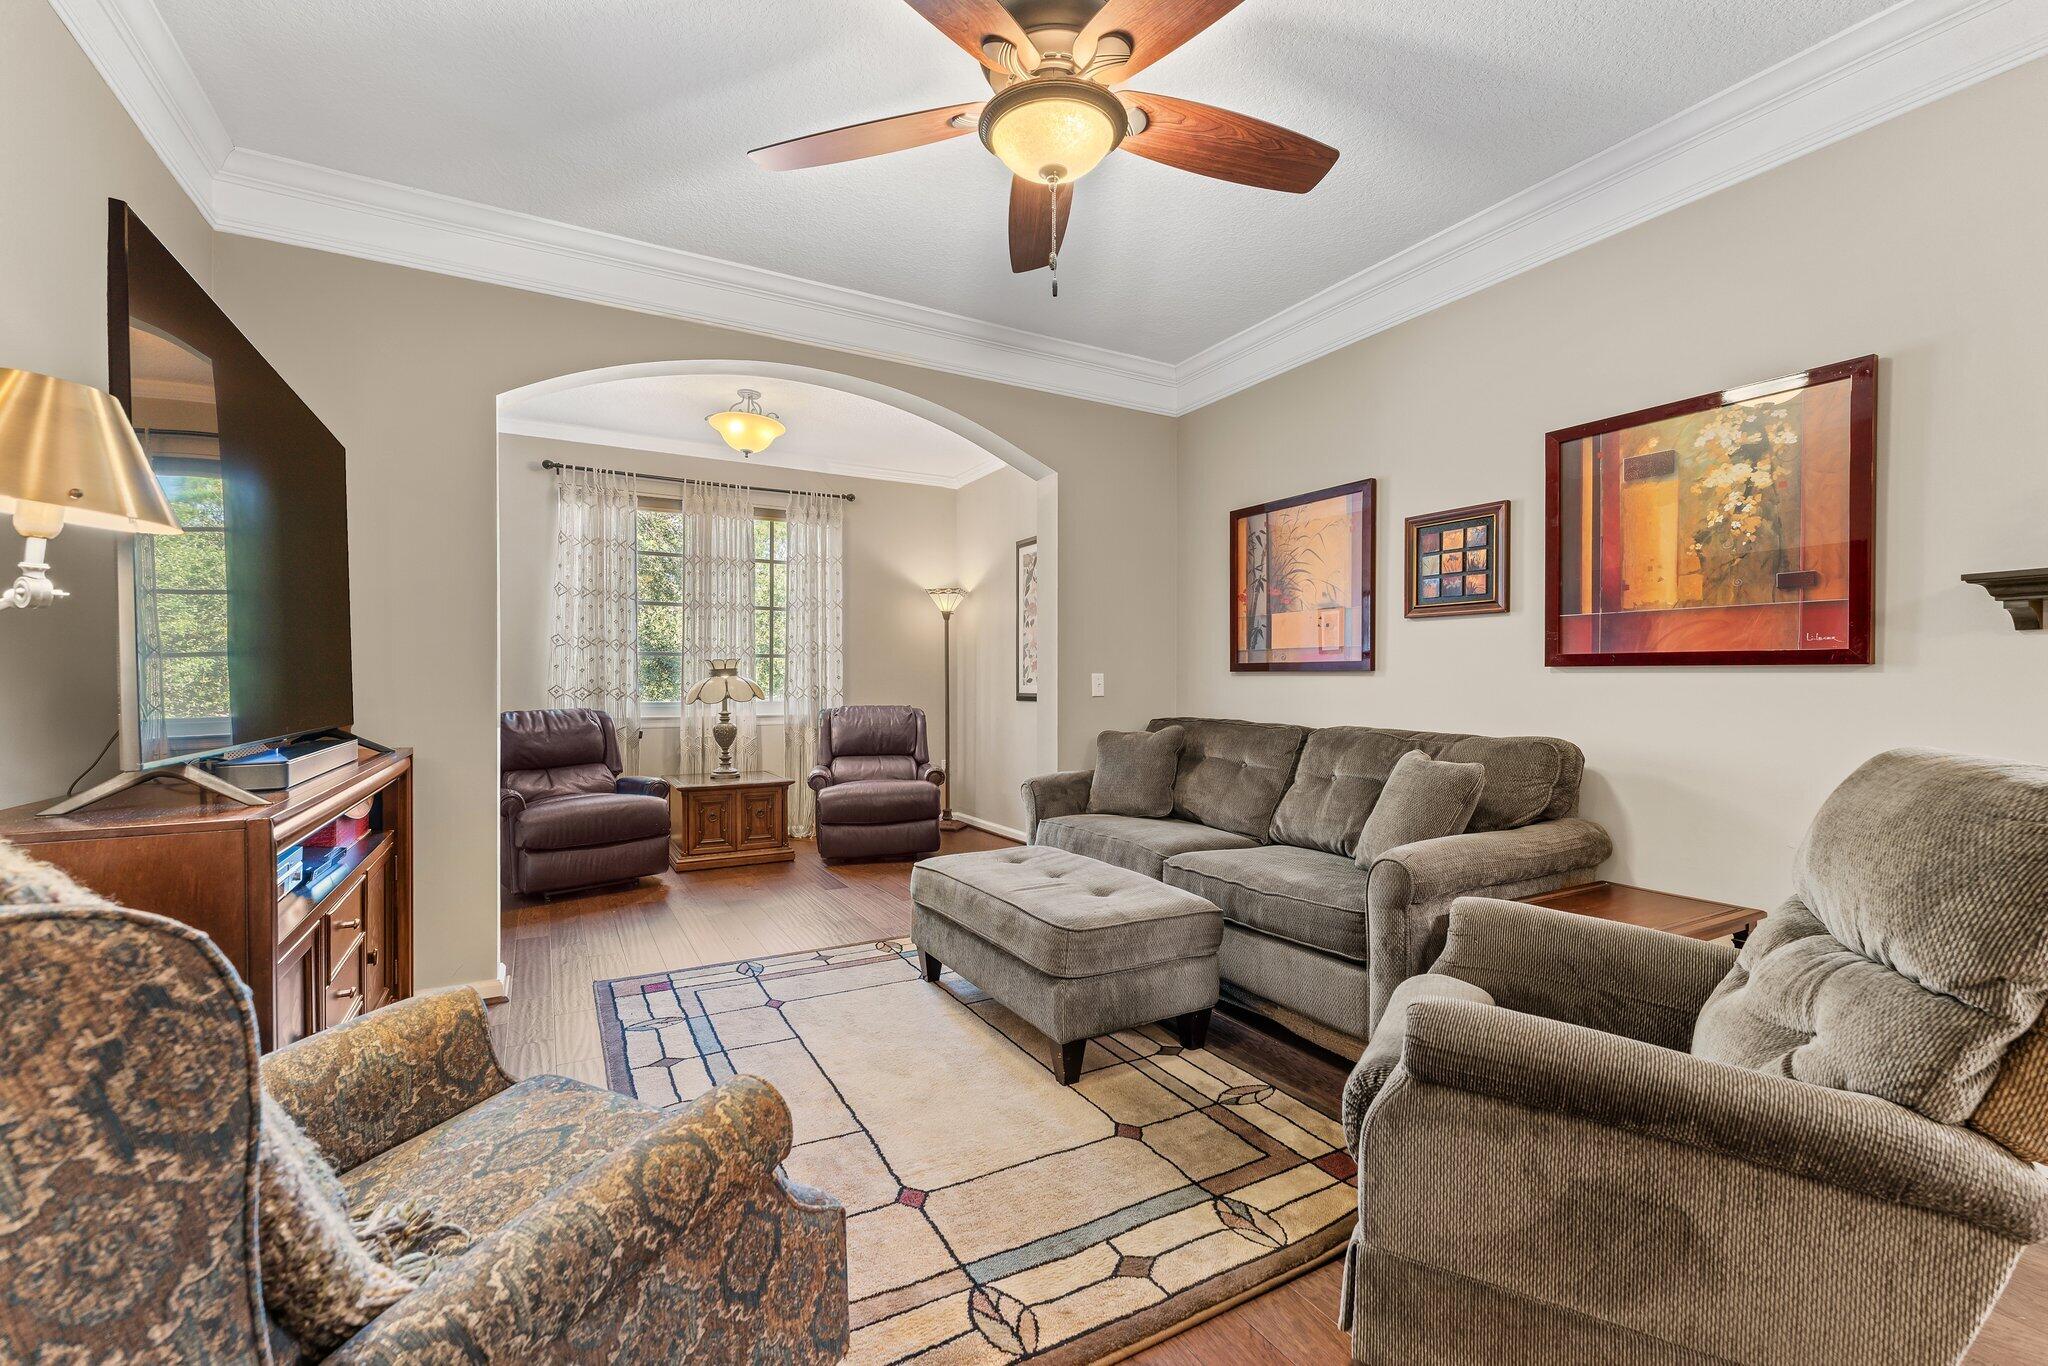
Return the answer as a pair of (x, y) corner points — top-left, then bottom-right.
(1173, 1009), (1212, 1050)
(1058, 1038), (1087, 1085)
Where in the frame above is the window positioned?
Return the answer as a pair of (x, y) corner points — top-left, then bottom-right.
(139, 458), (231, 725)
(633, 504), (788, 708)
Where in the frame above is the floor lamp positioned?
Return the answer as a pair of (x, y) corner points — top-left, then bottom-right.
(927, 587), (967, 831)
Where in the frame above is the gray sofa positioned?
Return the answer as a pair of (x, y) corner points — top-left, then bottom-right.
(1021, 717), (1612, 1050)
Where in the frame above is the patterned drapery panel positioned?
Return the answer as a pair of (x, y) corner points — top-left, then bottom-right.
(546, 464), (642, 767)
(781, 492), (846, 837)
(678, 480), (761, 778)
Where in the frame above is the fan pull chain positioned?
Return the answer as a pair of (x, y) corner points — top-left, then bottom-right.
(1048, 176), (1061, 298)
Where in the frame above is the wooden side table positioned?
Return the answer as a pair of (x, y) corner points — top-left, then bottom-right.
(1525, 881), (1762, 945)
(668, 771), (795, 872)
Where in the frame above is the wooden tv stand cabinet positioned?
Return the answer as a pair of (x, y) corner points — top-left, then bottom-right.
(0, 746), (413, 1051)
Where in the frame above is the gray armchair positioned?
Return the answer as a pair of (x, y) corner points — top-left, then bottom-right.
(1341, 749), (2048, 1365)
(809, 704), (944, 861)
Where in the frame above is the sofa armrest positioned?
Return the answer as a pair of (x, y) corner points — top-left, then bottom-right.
(327, 1076), (848, 1364)
(261, 988), (514, 1173)
(1391, 998), (2048, 1241)
(807, 765), (835, 793)
(500, 788), (525, 819)
(1428, 896), (1736, 1050)
(615, 774), (670, 800)
(1363, 818), (1612, 1027)
(920, 763), (946, 787)
(1021, 769), (1094, 841)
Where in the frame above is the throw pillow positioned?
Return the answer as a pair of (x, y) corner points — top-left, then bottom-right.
(1088, 726), (1185, 819)
(1354, 750), (1486, 866)
(258, 1094), (414, 1354)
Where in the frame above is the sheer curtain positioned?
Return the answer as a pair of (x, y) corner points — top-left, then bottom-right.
(547, 463), (642, 767)
(677, 480), (761, 777)
(782, 491), (846, 837)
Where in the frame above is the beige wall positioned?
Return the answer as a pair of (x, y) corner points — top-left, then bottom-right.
(1176, 61), (2048, 911)
(951, 464), (1044, 834)
(0, 0), (213, 806)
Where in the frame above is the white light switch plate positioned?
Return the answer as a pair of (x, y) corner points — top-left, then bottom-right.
(1090, 673), (1105, 697)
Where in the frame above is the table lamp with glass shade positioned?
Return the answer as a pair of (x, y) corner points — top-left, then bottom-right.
(687, 659), (765, 780)
(928, 588), (967, 831)
(0, 368), (182, 611)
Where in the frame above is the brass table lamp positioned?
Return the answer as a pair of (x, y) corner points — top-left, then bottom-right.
(687, 659), (765, 779)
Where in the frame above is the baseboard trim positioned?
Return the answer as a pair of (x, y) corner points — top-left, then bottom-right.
(953, 812), (1026, 843)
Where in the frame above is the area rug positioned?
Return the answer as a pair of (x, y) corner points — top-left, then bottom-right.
(594, 939), (1356, 1364)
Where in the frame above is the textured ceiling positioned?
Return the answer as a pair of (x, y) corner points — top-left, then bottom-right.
(499, 372), (1000, 485)
(156, 0), (1894, 362)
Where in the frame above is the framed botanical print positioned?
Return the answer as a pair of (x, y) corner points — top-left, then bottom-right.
(1015, 536), (1039, 701)
(1406, 500), (1509, 618)
(1545, 355), (1876, 666)
(1230, 479), (1375, 672)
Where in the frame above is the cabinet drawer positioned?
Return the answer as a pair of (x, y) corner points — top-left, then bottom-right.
(326, 925), (364, 1024)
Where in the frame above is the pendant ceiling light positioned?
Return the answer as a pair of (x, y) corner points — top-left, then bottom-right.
(705, 388), (786, 457)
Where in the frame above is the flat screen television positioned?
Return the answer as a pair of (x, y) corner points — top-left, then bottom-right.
(108, 200), (353, 772)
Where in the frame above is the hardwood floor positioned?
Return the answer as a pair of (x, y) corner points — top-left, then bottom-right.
(494, 829), (2045, 1364)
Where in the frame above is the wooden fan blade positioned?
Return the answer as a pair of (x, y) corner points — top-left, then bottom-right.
(1009, 177), (1074, 273)
(1078, 0), (1245, 83)
(903, 0), (1040, 72)
(750, 103), (981, 171)
(1121, 92), (1338, 192)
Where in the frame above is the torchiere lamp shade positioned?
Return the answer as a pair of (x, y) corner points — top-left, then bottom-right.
(928, 587), (966, 617)
(0, 368), (180, 535)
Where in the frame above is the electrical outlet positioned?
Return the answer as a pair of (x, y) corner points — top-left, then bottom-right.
(1090, 673), (1105, 697)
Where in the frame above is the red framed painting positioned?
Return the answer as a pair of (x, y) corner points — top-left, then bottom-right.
(1545, 356), (1876, 667)
(1230, 479), (1375, 672)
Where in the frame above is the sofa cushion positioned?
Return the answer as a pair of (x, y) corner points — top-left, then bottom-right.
(817, 777), (941, 825)
(1355, 751), (1485, 866)
(1088, 726), (1184, 819)
(501, 707), (615, 771)
(341, 1075), (658, 1241)
(1147, 717), (1308, 839)
(1268, 726), (1580, 848)
(830, 754), (918, 783)
(513, 792), (670, 850)
(1036, 813), (1258, 880)
(505, 761), (618, 807)
(1693, 749), (2048, 1150)
(1165, 844), (1373, 962)
(827, 704), (921, 756)
(911, 847), (1222, 978)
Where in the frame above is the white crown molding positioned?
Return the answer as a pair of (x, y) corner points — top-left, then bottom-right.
(52, 0), (2048, 417)
(1173, 0), (2048, 411)
(496, 415), (1005, 490)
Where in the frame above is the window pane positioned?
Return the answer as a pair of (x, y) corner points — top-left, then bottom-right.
(770, 561), (784, 609)
(768, 658), (786, 700)
(753, 517), (771, 560)
(637, 553), (683, 602)
(754, 656), (774, 698)
(638, 653), (680, 703)
(771, 610), (785, 658)
(772, 519), (785, 559)
(753, 559), (772, 607)
(159, 474), (224, 529)
(638, 603), (681, 656)
(162, 654), (229, 720)
(637, 509), (684, 553)
(153, 531), (227, 590)
(753, 608), (772, 657)
(156, 592), (228, 653)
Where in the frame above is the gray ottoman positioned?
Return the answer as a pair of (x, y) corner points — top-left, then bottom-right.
(909, 846), (1223, 1084)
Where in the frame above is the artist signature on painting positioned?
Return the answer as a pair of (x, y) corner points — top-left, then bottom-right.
(1804, 631), (1843, 644)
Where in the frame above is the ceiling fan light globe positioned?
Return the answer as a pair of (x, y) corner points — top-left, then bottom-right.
(979, 77), (1127, 184)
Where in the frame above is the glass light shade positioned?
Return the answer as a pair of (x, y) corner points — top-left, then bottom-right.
(928, 587), (967, 617)
(686, 659), (764, 705)
(980, 78), (1128, 184)
(0, 368), (181, 536)
(706, 409), (786, 456)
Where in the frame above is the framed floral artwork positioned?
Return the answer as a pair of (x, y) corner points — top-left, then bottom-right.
(1230, 479), (1375, 672)
(1016, 536), (1039, 701)
(1545, 355), (1876, 666)
(1405, 500), (1509, 618)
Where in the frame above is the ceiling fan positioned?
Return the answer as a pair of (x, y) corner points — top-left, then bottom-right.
(749, 1), (1338, 293)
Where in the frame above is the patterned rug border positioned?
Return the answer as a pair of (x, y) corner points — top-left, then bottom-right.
(591, 938), (1356, 1365)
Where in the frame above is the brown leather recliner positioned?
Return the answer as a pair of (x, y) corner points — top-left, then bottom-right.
(810, 705), (944, 862)
(501, 708), (671, 895)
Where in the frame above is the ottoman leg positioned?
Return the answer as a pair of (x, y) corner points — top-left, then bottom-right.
(1058, 1038), (1088, 1085)
(1173, 1009), (1212, 1051)
(919, 950), (941, 983)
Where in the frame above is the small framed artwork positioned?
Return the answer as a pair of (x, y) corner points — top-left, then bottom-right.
(1015, 536), (1039, 701)
(1406, 501), (1509, 618)
(1545, 355), (1876, 666)
(1230, 479), (1376, 672)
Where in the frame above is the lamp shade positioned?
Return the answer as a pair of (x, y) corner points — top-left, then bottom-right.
(927, 587), (966, 617)
(686, 658), (765, 705)
(979, 77), (1129, 184)
(0, 369), (180, 536)
(705, 389), (786, 457)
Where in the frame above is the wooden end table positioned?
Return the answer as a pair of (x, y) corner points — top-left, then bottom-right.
(668, 771), (795, 872)
(1524, 881), (1762, 946)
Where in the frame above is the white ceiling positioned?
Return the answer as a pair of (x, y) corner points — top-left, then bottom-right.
(152, 0), (1893, 364)
(499, 371), (1004, 488)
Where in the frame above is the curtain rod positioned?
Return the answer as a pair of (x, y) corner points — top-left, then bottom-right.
(539, 458), (854, 502)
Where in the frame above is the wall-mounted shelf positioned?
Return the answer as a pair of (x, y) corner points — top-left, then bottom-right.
(1962, 568), (2048, 630)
